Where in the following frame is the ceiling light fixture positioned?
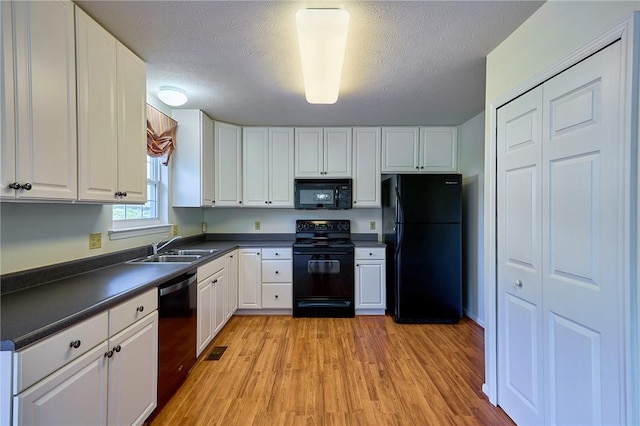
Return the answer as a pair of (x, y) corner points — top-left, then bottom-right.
(296, 9), (350, 104)
(157, 86), (188, 107)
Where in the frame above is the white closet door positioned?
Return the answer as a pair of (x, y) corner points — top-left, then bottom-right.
(497, 86), (544, 426)
(541, 41), (623, 425)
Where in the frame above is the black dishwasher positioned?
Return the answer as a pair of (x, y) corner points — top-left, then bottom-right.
(150, 270), (197, 421)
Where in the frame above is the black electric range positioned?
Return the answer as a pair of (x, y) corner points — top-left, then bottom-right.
(292, 220), (355, 317)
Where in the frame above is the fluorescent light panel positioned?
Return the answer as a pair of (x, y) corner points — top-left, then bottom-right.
(296, 9), (350, 104)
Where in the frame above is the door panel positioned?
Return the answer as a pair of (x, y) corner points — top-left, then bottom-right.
(542, 41), (622, 425)
(548, 313), (602, 425)
(497, 86), (544, 425)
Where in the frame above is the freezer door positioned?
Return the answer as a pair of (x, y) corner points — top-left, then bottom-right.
(396, 174), (461, 223)
(395, 223), (461, 323)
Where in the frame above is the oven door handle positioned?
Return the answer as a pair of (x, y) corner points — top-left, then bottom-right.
(159, 274), (197, 297)
(293, 250), (352, 256)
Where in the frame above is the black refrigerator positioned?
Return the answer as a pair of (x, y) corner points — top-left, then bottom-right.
(382, 174), (462, 323)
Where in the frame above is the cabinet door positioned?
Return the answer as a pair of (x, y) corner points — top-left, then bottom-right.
(268, 128), (294, 207)
(107, 311), (158, 426)
(215, 121), (242, 206)
(381, 127), (419, 173)
(212, 270), (225, 335)
(225, 250), (239, 318)
(324, 127), (352, 177)
(294, 128), (323, 177)
(355, 261), (386, 310)
(1, 0), (16, 200)
(196, 279), (213, 357)
(420, 127), (457, 172)
(238, 249), (261, 309)
(13, 0), (77, 200)
(352, 127), (381, 207)
(202, 114), (215, 206)
(14, 342), (109, 426)
(243, 127), (269, 206)
(116, 43), (147, 204)
(75, 7), (118, 202)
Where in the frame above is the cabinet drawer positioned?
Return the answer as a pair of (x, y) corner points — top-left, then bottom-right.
(13, 312), (109, 394)
(109, 288), (157, 336)
(261, 248), (292, 260)
(261, 260), (292, 283)
(198, 256), (225, 281)
(261, 284), (292, 309)
(355, 247), (385, 260)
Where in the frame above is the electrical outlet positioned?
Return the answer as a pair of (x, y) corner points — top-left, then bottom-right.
(89, 233), (102, 250)
(254, 221), (261, 231)
(370, 221), (376, 230)
(201, 222), (208, 233)
(172, 225), (179, 236)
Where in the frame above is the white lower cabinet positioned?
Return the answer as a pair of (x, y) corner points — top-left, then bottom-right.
(237, 248), (292, 312)
(12, 288), (158, 426)
(196, 254), (237, 358)
(224, 250), (238, 320)
(355, 248), (386, 314)
(261, 248), (292, 309)
(196, 257), (224, 358)
(212, 270), (226, 335)
(196, 277), (213, 357)
(238, 249), (262, 309)
(13, 341), (109, 425)
(106, 311), (158, 426)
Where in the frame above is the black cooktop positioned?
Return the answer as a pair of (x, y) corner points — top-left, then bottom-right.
(294, 220), (353, 248)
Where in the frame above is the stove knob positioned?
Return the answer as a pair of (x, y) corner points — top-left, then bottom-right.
(302, 223), (309, 230)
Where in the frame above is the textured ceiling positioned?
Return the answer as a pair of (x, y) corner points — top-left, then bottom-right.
(75, 1), (544, 126)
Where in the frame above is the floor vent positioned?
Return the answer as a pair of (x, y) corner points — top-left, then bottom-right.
(206, 346), (227, 361)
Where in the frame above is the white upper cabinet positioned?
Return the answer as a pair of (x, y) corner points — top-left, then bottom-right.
(4, 0), (77, 200)
(382, 126), (457, 173)
(1, 0), (16, 200)
(381, 127), (419, 173)
(243, 127), (294, 207)
(295, 127), (352, 178)
(419, 127), (458, 172)
(352, 127), (381, 207)
(171, 109), (214, 207)
(115, 42), (147, 203)
(214, 121), (242, 206)
(76, 7), (147, 204)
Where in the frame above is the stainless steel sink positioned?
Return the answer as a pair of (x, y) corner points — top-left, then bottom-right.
(168, 249), (219, 255)
(128, 254), (202, 264)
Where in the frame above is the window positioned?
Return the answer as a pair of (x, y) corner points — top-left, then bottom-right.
(113, 156), (160, 221)
(111, 155), (170, 240)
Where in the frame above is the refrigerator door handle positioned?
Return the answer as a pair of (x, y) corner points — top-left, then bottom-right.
(395, 186), (404, 223)
(395, 223), (403, 263)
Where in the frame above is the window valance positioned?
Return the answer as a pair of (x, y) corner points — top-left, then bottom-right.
(147, 104), (177, 165)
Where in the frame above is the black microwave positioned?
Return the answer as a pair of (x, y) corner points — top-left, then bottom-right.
(294, 179), (352, 210)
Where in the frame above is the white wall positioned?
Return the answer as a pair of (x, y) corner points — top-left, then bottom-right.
(459, 112), (484, 326)
(204, 207), (382, 237)
(486, 1), (639, 103)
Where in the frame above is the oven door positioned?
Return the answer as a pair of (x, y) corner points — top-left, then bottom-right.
(292, 247), (354, 317)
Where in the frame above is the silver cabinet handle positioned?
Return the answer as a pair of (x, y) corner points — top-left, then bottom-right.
(514, 279), (523, 288)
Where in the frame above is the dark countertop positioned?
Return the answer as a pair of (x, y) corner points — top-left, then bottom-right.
(1, 235), (383, 351)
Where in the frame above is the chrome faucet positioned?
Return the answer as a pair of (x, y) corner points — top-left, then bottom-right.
(152, 235), (182, 255)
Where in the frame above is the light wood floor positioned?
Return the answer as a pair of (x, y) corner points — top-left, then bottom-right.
(151, 315), (513, 426)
